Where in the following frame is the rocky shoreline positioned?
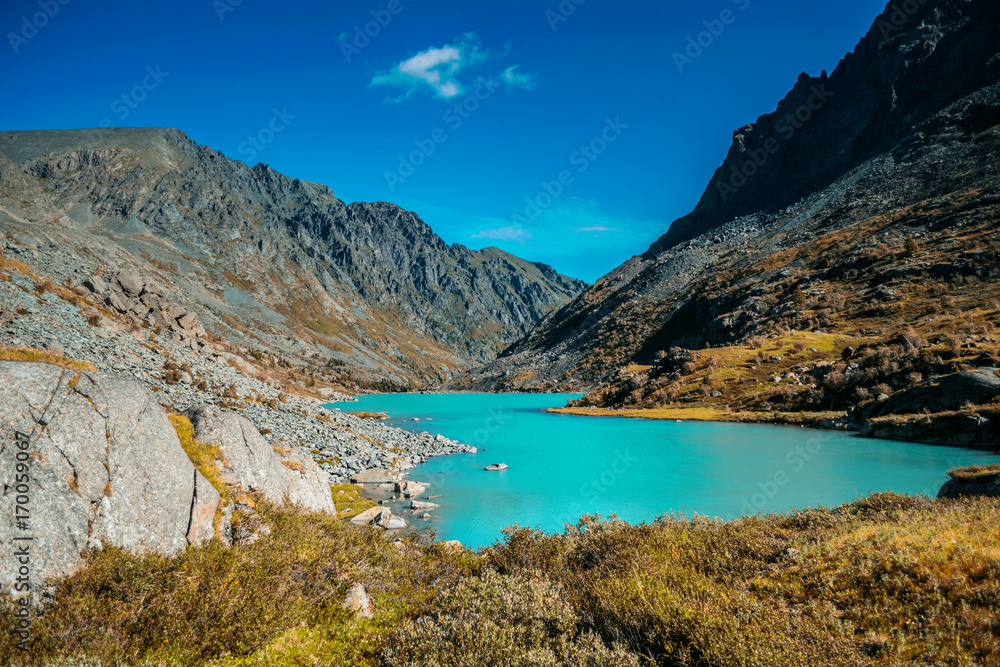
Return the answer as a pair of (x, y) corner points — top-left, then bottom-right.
(0, 251), (477, 485)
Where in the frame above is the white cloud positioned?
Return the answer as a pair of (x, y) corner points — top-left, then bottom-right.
(370, 33), (534, 102)
(370, 33), (483, 101)
(574, 224), (622, 234)
(501, 65), (536, 91)
(470, 226), (534, 243)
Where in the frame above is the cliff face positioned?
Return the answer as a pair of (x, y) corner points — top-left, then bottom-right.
(658, 0), (1000, 249)
(0, 128), (586, 384)
(447, 0), (1000, 393)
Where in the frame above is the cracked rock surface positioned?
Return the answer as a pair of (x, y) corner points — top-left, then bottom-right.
(0, 361), (216, 591)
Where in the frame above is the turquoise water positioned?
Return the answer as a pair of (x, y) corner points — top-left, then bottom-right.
(327, 393), (999, 549)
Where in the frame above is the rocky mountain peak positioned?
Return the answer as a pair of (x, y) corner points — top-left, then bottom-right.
(650, 0), (1000, 253)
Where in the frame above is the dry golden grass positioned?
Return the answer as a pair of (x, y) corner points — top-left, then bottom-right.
(947, 463), (1000, 480)
(0, 346), (97, 372)
(168, 414), (230, 502)
(347, 411), (389, 420)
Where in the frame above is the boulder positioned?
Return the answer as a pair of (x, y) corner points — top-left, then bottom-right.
(0, 362), (217, 589)
(186, 405), (334, 513)
(104, 292), (128, 313)
(484, 463), (509, 471)
(147, 308), (173, 330)
(938, 467), (1000, 499)
(42, 340), (64, 356)
(342, 582), (374, 618)
(410, 500), (440, 510)
(177, 312), (198, 330)
(876, 367), (1000, 416)
(82, 275), (107, 294)
(351, 468), (402, 484)
(350, 506), (388, 526)
(115, 270), (144, 297)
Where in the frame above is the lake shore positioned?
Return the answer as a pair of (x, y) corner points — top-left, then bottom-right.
(548, 404), (1000, 452)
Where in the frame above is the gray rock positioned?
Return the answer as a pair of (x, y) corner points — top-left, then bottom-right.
(877, 367), (1000, 416)
(42, 340), (64, 356)
(82, 275), (107, 294)
(938, 472), (1000, 499)
(484, 463), (508, 471)
(186, 405), (334, 513)
(177, 312), (198, 330)
(342, 582), (374, 618)
(0, 362), (214, 589)
(104, 292), (128, 313)
(115, 270), (144, 297)
(410, 499), (440, 510)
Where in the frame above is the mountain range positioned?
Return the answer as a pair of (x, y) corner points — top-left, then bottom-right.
(0, 128), (585, 386)
(447, 0), (1000, 398)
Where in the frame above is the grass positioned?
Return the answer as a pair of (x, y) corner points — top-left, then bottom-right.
(549, 405), (842, 427)
(347, 411), (390, 420)
(2, 493), (999, 666)
(330, 483), (378, 519)
(947, 463), (1000, 480)
(0, 346), (97, 372)
(168, 415), (231, 503)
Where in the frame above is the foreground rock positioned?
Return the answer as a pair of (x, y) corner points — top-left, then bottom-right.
(351, 469), (403, 484)
(188, 405), (334, 513)
(938, 466), (1000, 499)
(342, 582), (374, 618)
(0, 362), (217, 589)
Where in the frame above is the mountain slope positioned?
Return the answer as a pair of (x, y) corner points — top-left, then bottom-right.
(448, 0), (1000, 394)
(0, 127), (586, 384)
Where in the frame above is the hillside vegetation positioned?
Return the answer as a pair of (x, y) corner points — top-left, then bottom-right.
(2, 494), (998, 666)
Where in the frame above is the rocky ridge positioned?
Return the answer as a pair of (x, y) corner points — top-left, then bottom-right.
(0, 127), (586, 386)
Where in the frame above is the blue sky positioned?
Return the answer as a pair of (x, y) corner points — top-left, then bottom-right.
(0, 0), (887, 282)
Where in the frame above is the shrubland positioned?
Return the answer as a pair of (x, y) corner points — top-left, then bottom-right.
(3, 493), (999, 666)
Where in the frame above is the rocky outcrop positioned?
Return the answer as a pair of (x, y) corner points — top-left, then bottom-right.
(938, 467), (1000, 498)
(874, 368), (1000, 416)
(0, 361), (217, 590)
(84, 269), (208, 349)
(186, 405), (334, 513)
